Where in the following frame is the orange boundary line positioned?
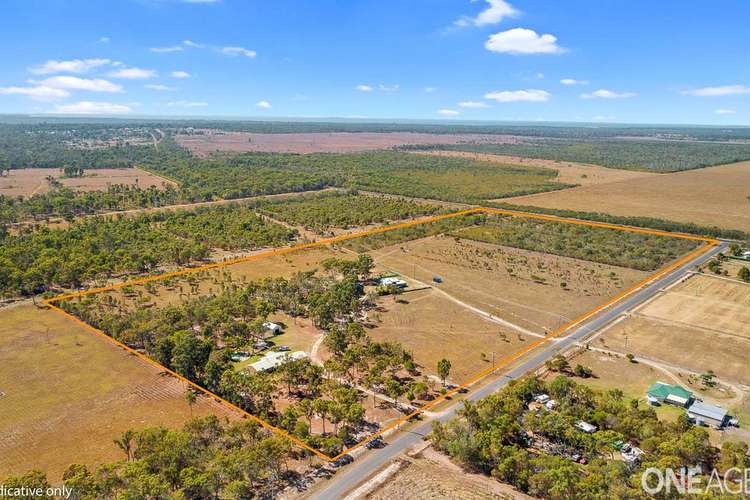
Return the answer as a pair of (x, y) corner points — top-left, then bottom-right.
(41, 207), (719, 462)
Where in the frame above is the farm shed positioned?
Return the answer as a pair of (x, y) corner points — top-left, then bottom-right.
(687, 401), (728, 429)
(380, 277), (407, 289)
(575, 421), (597, 434)
(647, 381), (693, 407)
(249, 351), (307, 372)
(263, 321), (282, 335)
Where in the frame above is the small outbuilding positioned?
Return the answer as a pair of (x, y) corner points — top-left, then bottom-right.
(263, 321), (282, 336)
(534, 394), (550, 404)
(687, 401), (728, 429)
(575, 421), (598, 434)
(249, 351), (307, 372)
(380, 277), (407, 289)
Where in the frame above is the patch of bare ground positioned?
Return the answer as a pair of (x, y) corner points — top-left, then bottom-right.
(175, 131), (522, 155)
(365, 446), (529, 499)
(506, 161), (750, 232)
(0, 304), (239, 480)
(0, 167), (175, 197)
(414, 150), (655, 186)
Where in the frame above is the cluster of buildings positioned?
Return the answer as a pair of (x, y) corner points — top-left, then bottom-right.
(647, 381), (737, 429)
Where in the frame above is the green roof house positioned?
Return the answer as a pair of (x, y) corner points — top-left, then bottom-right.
(647, 381), (693, 407)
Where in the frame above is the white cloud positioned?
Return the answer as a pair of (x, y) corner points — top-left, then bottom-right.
(29, 58), (111, 75)
(355, 84), (373, 92)
(183, 40), (205, 48)
(0, 85), (70, 100)
(681, 85), (750, 97)
(256, 100), (272, 109)
(33, 76), (122, 93)
(108, 67), (156, 79)
(51, 101), (132, 114)
(145, 84), (177, 91)
(378, 84), (399, 92)
(151, 45), (184, 53)
(592, 115), (616, 121)
(560, 78), (589, 85)
(458, 100), (491, 109)
(454, 0), (519, 27)
(166, 100), (208, 107)
(715, 108), (737, 115)
(437, 109), (460, 116)
(99, 37), (110, 43)
(484, 89), (550, 102)
(485, 28), (565, 55)
(581, 89), (637, 99)
(171, 71), (191, 78)
(220, 46), (257, 58)
(424, 86), (436, 93)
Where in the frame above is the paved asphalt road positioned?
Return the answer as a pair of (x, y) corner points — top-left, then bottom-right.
(311, 241), (726, 500)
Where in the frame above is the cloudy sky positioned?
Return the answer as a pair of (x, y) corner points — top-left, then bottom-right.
(1, 0), (748, 124)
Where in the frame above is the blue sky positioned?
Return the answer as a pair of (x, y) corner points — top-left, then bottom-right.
(1, 0), (749, 124)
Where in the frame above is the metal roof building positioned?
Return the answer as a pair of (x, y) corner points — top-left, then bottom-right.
(687, 401), (728, 429)
(647, 381), (693, 407)
(249, 351), (307, 372)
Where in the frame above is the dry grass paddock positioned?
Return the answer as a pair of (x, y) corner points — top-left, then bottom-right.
(506, 161), (750, 233)
(599, 274), (750, 386)
(368, 288), (532, 385)
(0, 167), (174, 197)
(0, 304), (239, 481)
(369, 235), (648, 335)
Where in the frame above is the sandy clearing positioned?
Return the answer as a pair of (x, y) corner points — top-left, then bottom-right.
(0, 167), (175, 197)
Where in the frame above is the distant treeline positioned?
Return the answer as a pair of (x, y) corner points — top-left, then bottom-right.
(3, 118), (750, 140)
(405, 139), (750, 172)
(0, 123), (160, 169)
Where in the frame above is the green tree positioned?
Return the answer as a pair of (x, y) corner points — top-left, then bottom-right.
(185, 389), (197, 417)
(437, 358), (452, 387)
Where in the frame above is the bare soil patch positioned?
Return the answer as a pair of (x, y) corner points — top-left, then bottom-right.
(0, 167), (174, 197)
(175, 131), (521, 155)
(0, 304), (238, 480)
(417, 150), (654, 186)
(506, 161), (750, 232)
(366, 447), (527, 499)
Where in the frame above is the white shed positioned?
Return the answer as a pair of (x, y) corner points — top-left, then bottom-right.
(263, 321), (282, 335)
